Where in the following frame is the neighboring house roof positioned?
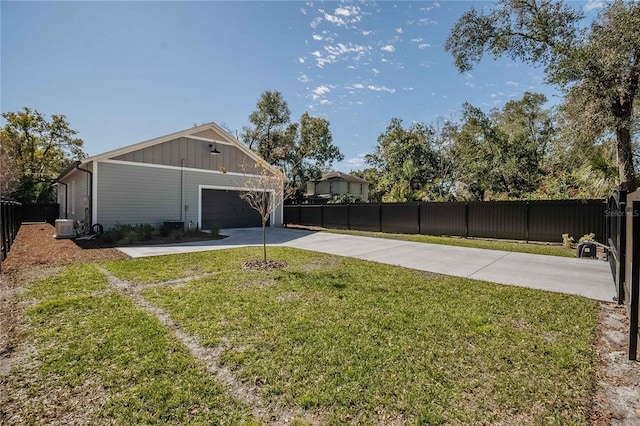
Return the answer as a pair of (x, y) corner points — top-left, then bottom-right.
(319, 171), (369, 184)
(57, 122), (281, 180)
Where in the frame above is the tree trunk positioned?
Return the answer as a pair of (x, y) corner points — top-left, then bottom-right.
(616, 126), (637, 192)
(262, 220), (267, 263)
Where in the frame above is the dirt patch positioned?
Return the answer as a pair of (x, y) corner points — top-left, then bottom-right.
(241, 259), (288, 271)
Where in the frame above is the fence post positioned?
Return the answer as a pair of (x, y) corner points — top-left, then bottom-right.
(525, 201), (530, 243)
(379, 203), (383, 232)
(347, 204), (351, 230)
(417, 202), (421, 234)
(320, 204), (324, 228)
(629, 199), (640, 360)
(619, 199), (627, 305)
(298, 204), (302, 225)
(464, 203), (469, 238)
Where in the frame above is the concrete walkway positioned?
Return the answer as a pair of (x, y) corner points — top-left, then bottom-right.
(118, 227), (616, 302)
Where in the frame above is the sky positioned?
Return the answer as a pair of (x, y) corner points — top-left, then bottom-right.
(1, 0), (606, 172)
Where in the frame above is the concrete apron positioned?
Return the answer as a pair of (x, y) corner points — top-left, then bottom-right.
(118, 227), (616, 302)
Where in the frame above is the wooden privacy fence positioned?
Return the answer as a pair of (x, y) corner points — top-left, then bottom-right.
(285, 200), (605, 243)
(1, 198), (22, 272)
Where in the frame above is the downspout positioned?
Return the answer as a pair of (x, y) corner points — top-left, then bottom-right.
(75, 162), (93, 229)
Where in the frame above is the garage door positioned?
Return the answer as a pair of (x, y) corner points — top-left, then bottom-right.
(201, 189), (265, 230)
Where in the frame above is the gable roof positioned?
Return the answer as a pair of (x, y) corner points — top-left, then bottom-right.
(320, 171), (369, 184)
(75, 122), (281, 175)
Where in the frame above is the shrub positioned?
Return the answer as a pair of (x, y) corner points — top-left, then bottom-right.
(135, 224), (154, 241)
(106, 223), (154, 243)
(123, 230), (140, 245)
(562, 233), (575, 248)
(579, 233), (596, 243)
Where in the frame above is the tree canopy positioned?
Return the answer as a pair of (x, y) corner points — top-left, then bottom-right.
(241, 90), (343, 197)
(1, 107), (85, 202)
(363, 118), (453, 202)
(446, 0), (640, 190)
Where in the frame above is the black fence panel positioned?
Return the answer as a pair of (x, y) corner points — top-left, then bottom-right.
(21, 203), (59, 224)
(349, 204), (381, 232)
(381, 203), (419, 234)
(323, 205), (349, 229)
(283, 205), (300, 225)
(299, 205), (322, 227)
(420, 202), (467, 236)
(606, 191), (627, 304)
(1, 198), (22, 272)
(283, 199), (605, 243)
(529, 200), (605, 243)
(468, 201), (528, 240)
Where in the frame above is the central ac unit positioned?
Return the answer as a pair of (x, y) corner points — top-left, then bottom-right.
(55, 219), (74, 239)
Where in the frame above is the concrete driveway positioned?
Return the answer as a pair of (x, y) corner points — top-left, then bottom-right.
(118, 227), (616, 302)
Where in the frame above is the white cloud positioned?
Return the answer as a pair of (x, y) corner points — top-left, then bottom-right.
(505, 81), (519, 86)
(411, 37), (424, 43)
(298, 57), (305, 64)
(372, 68), (379, 74)
(381, 45), (395, 53)
(320, 99), (331, 105)
(346, 153), (367, 167)
(352, 83), (365, 89)
(324, 12), (346, 26)
(362, 30), (372, 36)
(417, 44), (430, 49)
(335, 5), (359, 17)
(312, 34), (323, 41)
(310, 17), (322, 28)
(417, 18), (437, 25)
(403, 87), (415, 91)
(584, 1), (605, 12)
(313, 85), (332, 96)
(298, 74), (311, 83)
(367, 85), (395, 93)
(420, 3), (441, 12)
(395, 27), (403, 33)
(311, 51), (322, 58)
(465, 82), (475, 88)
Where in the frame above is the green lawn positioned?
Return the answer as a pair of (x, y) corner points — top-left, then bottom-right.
(317, 228), (576, 257)
(14, 247), (597, 425)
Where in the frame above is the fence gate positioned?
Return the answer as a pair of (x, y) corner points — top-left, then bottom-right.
(624, 189), (640, 360)
(607, 190), (628, 304)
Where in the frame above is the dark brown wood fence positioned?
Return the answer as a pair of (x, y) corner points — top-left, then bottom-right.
(285, 200), (606, 243)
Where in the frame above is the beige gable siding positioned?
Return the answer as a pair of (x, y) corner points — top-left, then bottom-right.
(96, 161), (282, 230)
(191, 128), (228, 140)
(109, 137), (256, 174)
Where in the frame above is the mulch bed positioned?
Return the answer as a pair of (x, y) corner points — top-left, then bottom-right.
(1, 223), (128, 274)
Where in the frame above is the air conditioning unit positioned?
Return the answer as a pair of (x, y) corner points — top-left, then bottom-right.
(55, 219), (74, 239)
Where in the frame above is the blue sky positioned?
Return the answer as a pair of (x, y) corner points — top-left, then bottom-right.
(1, 0), (604, 172)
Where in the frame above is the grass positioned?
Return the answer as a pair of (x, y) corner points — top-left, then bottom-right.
(314, 227), (576, 257)
(15, 263), (257, 425)
(11, 248), (597, 424)
(100, 246), (597, 425)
